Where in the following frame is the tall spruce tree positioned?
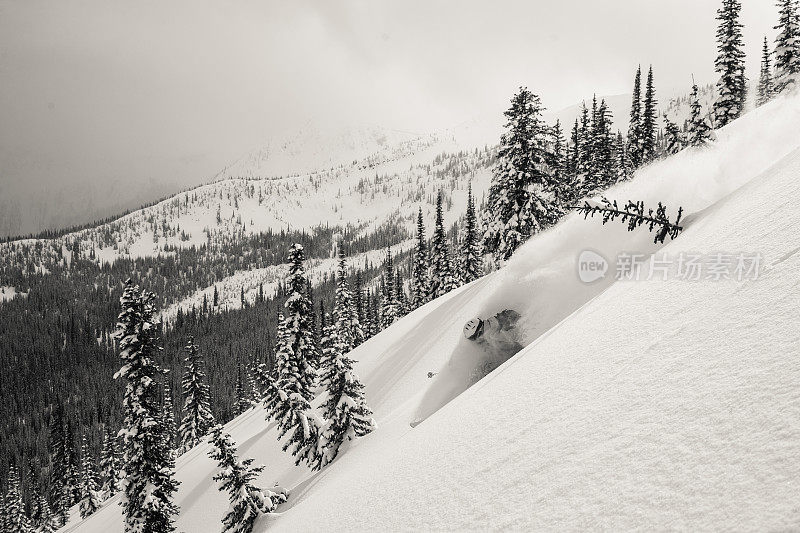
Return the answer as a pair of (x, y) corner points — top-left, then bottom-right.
(585, 95), (599, 182)
(78, 433), (101, 519)
(99, 427), (121, 498)
(688, 84), (714, 146)
(394, 267), (408, 316)
(429, 191), (458, 297)
(207, 426), (287, 533)
(577, 103), (591, 176)
(267, 245), (321, 467)
(757, 36), (775, 106)
(318, 324), (375, 468)
(411, 208), (430, 308)
(713, 0), (747, 127)
(4, 466), (32, 533)
(333, 252), (364, 351)
(234, 363), (253, 415)
(567, 119), (580, 180)
(589, 99), (617, 193)
(262, 313), (288, 420)
(380, 247), (399, 328)
(663, 114), (686, 154)
(113, 280), (180, 532)
(47, 404), (70, 524)
(37, 494), (59, 533)
(283, 244), (319, 381)
(64, 421), (80, 505)
(550, 119), (567, 203)
(367, 290), (380, 338)
(162, 383), (177, 452)
(352, 270), (365, 330)
(482, 87), (559, 262)
(615, 132), (630, 181)
(627, 66), (644, 169)
(641, 66), (658, 162)
(178, 336), (215, 452)
(459, 183), (483, 283)
(774, 0), (800, 94)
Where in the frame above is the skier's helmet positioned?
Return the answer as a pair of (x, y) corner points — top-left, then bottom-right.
(463, 318), (483, 340)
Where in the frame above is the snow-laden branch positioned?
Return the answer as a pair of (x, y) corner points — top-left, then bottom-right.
(572, 197), (684, 244)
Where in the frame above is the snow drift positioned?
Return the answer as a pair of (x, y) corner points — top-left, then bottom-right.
(68, 92), (800, 532)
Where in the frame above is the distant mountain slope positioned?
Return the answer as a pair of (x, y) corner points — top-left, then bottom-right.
(1, 135), (493, 266)
(213, 123), (426, 181)
(68, 88), (800, 533)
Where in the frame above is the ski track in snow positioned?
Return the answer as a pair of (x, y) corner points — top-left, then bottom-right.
(69, 92), (800, 532)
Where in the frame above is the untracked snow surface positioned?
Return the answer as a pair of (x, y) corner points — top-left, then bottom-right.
(69, 93), (800, 532)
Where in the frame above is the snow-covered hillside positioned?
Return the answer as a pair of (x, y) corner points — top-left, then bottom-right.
(1, 133), (491, 271)
(160, 240), (414, 324)
(68, 89), (800, 532)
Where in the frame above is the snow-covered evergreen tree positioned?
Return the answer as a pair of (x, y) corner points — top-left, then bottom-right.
(615, 132), (630, 181)
(774, 0), (800, 94)
(78, 434), (101, 519)
(577, 103), (591, 177)
(178, 336), (215, 453)
(207, 425), (287, 533)
(235, 364), (253, 415)
(589, 99), (617, 192)
(411, 208), (430, 308)
(64, 421), (80, 505)
(757, 36), (775, 106)
(263, 314), (289, 421)
(687, 84), (715, 147)
(663, 114), (685, 154)
(254, 359), (280, 417)
(380, 246), (399, 328)
(333, 251), (363, 351)
(429, 191), (459, 295)
(247, 359), (263, 405)
(459, 183), (483, 283)
(47, 404), (70, 525)
(713, 0), (747, 127)
(162, 383), (177, 452)
(318, 324), (375, 468)
(627, 66), (643, 169)
(567, 119), (580, 182)
(352, 270), (365, 328)
(282, 244), (320, 381)
(4, 466), (31, 533)
(366, 290), (380, 337)
(550, 119), (567, 203)
(395, 267), (408, 317)
(27, 478), (42, 528)
(482, 87), (559, 262)
(266, 245), (321, 467)
(99, 427), (121, 498)
(641, 66), (658, 162)
(113, 280), (180, 533)
(37, 494), (59, 533)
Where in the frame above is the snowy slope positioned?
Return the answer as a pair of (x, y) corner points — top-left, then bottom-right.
(69, 91), (800, 532)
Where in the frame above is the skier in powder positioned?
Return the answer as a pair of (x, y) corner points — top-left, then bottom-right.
(462, 309), (523, 379)
(411, 309), (524, 427)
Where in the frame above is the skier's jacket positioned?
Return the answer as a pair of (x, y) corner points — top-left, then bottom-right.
(470, 309), (523, 379)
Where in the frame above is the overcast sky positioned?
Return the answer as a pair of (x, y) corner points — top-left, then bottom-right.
(0, 0), (778, 235)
